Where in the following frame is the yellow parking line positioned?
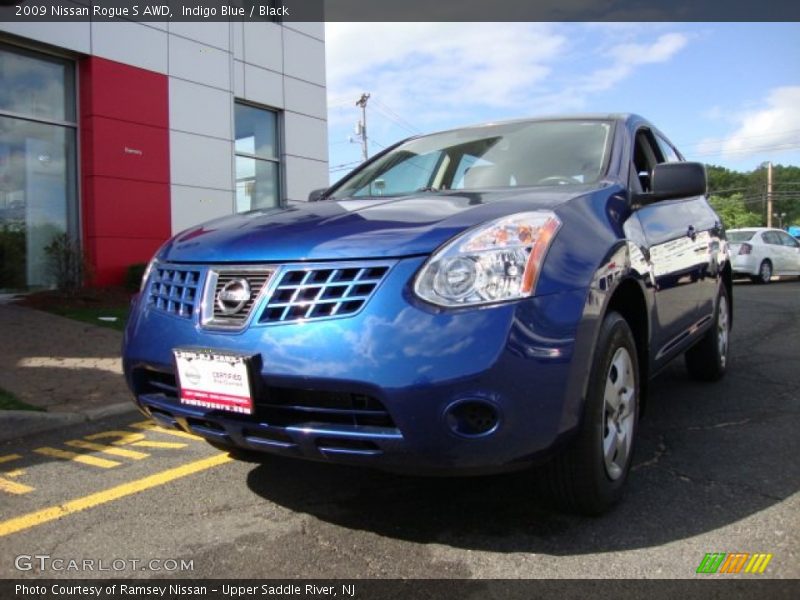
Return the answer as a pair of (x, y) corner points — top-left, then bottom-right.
(33, 447), (121, 469)
(130, 420), (201, 440)
(0, 453), (232, 537)
(65, 440), (149, 460)
(131, 441), (187, 449)
(0, 471), (34, 495)
(0, 454), (23, 464)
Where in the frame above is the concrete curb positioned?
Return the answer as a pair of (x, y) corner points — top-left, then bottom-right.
(0, 403), (137, 444)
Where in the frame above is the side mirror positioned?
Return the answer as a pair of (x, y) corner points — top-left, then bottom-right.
(308, 188), (328, 202)
(650, 162), (707, 200)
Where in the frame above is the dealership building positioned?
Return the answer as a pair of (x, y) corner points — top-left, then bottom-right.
(0, 19), (329, 288)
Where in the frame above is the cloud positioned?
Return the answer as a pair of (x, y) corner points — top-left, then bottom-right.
(326, 22), (566, 121)
(579, 32), (689, 93)
(693, 86), (800, 160)
(325, 24), (691, 131)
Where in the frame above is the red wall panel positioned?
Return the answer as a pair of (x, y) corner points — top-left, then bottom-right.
(83, 117), (169, 183)
(79, 57), (171, 286)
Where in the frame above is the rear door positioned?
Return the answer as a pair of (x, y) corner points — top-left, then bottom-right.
(776, 231), (800, 273)
(629, 128), (718, 365)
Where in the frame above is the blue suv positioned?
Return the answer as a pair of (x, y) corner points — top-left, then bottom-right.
(123, 115), (731, 515)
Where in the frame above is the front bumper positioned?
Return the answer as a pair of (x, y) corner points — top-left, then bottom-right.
(123, 256), (590, 473)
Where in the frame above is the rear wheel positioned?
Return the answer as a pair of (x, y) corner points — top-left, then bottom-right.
(541, 311), (639, 516)
(685, 284), (730, 382)
(751, 260), (772, 284)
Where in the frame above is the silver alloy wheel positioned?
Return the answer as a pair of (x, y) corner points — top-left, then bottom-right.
(760, 261), (772, 283)
(603, 347), (635, 481)
(717, 294), (729, 368)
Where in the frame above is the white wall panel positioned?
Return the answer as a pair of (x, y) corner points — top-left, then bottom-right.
(284, 155), (329, 202)
(168, 35), (230, 90)
(243, 64), (284, 109)
(91, 21), (167, 73)
(284, 112), (327, 162)
(284, 77), (327, 120)
(171, 185), (234, 234)
(170, 131), (233, 190)
(282, 28), (325, 86)
(169, 22), (230, 51)
(283, 23), (325, 42)
(169, 79), (232, 140)
(0, 19), (91, 55)
(242, 22), (283, 72)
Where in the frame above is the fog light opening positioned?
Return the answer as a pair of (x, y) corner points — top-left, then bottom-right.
(445, 400), (500, 438)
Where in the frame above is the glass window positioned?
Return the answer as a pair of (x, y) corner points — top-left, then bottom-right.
(727, 230), (755, 242)
(655, 134), (681, 163)
(234, 102), (280, 211)
(777, 231), (800, 248)
(0, 45), (76, 290)
(0, 46), (75, 122)
(329, 120), (612, 199)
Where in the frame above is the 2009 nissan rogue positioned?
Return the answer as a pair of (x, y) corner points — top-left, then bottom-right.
(123, 114), (731, 515)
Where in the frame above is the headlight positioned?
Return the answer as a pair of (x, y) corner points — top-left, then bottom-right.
(414, 211), (561, 307)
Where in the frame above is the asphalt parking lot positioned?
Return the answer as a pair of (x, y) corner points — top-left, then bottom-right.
(1, 280), (798, 579)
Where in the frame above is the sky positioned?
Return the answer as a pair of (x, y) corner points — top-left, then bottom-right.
(323, 22), (800, 184)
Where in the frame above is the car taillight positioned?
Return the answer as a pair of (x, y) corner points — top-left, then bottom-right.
(738, 243), (752, 255)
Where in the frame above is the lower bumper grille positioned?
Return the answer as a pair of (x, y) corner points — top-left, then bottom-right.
(132, 368), (395, 429)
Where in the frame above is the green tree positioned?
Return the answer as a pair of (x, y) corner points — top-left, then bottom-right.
(708, 193), (762, 229)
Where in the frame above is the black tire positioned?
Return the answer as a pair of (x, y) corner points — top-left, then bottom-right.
(751, 260), (772, 284)
(541, 312), (640, 516)
(685, 284), (730, 382)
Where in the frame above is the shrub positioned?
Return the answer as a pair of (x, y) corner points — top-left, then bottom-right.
(125, 263), (148, 292)
(44, 233), (90, 292)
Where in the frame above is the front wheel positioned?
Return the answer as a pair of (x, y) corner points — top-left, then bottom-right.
(541, 311), (639, 516)
(685, 284), (730, 381)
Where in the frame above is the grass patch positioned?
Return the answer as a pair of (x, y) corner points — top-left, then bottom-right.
(47, 306), (129, 331)
(0, 387), (43, 411)
(16, 287), (132, 332)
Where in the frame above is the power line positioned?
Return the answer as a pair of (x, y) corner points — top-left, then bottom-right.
(371, 99), (422, 135)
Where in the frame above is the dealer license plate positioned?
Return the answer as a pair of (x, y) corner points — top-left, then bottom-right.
(174, 348), (254, 415)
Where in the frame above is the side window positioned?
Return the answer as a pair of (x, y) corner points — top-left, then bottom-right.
(778, 232), (800, 248)
(761, 232), (780, 245)
(655, 134), (681, 163)
(632, 129), (661, 192)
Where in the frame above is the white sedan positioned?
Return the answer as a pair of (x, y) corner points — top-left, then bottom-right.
(728, 227), (800, 283)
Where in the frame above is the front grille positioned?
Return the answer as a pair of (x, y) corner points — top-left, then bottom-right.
(260, 264), (391, 324)
(148, 265), (202, 319)
(204, 268), (274, 328)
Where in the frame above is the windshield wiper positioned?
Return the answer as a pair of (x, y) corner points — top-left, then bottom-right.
(415, 186), (440, 193)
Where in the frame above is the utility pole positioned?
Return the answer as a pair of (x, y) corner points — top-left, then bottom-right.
(355, 93), (370, 162)
(766, 161), (773, 228)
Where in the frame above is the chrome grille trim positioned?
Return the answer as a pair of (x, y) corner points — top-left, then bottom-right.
(259, 262), (393, 324)
(200, 266), (276, 330)
(147, 265), (202, 319)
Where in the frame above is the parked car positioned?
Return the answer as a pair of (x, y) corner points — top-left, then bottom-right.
(123, 114), (732, 515)
(728, 227), (800, 283)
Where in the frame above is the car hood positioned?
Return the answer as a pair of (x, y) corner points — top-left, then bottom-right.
(160, 186), (604, 263)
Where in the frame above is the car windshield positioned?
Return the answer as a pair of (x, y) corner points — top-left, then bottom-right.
(728, 231), (756, 242)
(328, 120), (613, 199)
